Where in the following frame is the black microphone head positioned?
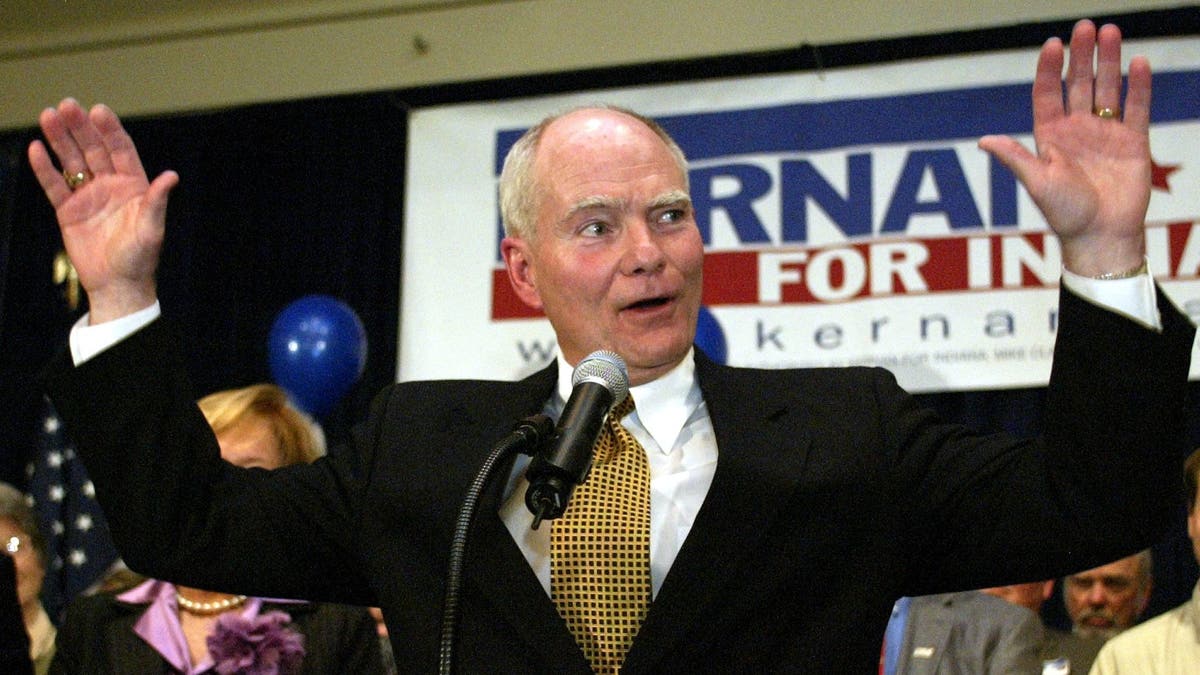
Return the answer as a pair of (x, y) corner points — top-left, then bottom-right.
(572, 350), (629, 408)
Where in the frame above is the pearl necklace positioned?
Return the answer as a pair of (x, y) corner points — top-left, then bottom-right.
(175, 592), (248, 615)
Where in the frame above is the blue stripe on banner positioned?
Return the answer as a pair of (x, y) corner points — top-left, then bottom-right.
(495, 69), (1200, 171)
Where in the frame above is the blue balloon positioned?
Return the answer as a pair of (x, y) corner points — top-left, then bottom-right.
(268, 295), (368, 417)
(694, 305), (727, 364)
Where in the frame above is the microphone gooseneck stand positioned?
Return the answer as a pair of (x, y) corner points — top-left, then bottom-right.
(439, 350), (628, 673)
(438, 414), (554, 675)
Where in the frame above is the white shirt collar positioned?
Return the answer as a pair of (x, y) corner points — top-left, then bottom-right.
(555, 348), (700, 454)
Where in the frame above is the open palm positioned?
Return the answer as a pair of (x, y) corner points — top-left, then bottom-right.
(28, 99), (177, 322)
(980, 21), (1151, 276)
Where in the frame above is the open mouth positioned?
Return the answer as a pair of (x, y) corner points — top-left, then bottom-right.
(626, 296), (671, 311)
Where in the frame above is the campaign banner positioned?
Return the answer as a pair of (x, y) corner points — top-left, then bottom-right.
(401, 36), (1200, 391)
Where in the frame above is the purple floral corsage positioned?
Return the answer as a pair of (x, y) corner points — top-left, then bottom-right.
(207, 610), (306, 675)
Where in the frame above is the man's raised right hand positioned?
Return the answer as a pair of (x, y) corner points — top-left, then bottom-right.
(28, 98), (177, 324)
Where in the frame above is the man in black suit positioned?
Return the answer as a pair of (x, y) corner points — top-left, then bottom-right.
(27, 19), (1195, 673)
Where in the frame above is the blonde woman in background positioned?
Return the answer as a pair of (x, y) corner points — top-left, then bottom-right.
(50, 384), (384, 675)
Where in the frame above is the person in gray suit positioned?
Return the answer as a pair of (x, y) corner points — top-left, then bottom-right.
(984, 579), (1103, 673)
(884, 592), (1042, 674)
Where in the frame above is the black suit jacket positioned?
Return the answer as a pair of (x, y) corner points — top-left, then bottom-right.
(43, 288), (1195, 673)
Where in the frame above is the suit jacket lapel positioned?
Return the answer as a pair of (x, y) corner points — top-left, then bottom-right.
(625, 350), (812, 672)
(465, 507), (590, 671)
(898, 595), (953, 672)
(454, 361), (590, 671)
(106, 598), (186, 673)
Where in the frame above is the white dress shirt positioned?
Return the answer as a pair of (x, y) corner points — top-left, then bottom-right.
(499, 350), (716, 598)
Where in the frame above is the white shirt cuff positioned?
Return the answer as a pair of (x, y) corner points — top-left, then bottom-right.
(69, 301), (162, 365)
(1060, 263), (1161, 331)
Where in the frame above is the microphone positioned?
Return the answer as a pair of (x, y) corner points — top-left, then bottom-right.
(524, 350), (629, 529)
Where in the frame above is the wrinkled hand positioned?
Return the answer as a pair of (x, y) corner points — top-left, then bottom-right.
(28, 98), (178, 323)
(979, 20), (1151, 277)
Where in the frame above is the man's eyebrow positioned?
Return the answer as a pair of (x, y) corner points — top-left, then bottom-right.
(563, 195), (623, 220)
(648, 190), (692, 210)
(560, 190), (691, 223)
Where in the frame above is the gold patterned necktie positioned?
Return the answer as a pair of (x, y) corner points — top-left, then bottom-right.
(551, 394), (651, 673)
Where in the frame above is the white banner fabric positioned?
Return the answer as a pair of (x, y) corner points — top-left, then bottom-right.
(401, 36), (1200, 391)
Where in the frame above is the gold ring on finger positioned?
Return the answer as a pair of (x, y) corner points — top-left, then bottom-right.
(63, 169), (89, 190)
(1092, 105), (1121, 119)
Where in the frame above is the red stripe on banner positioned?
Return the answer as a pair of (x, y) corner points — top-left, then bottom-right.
(1168, 221), (1196, 276)
(918, 238), (968, 292)
(490, 252), (765, 319)
(491, 268), (543, 319)
(991, 234), (1004, 290)
(1018, 233), (1049, 288)
(702, 252), (759, 305)
(489, 223), (1198, 319)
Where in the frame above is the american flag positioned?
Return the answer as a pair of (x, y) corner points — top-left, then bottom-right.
(26, 398), (119, 621)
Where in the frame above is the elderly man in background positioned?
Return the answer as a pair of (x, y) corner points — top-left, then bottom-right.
(1064, 553), (1153, 641)
(1025, 552), (1153, 674)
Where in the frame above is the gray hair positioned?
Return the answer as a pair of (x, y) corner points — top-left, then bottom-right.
(497, 105), (689, 241)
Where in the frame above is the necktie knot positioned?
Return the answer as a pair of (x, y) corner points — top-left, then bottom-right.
(595, 395), (636, 465)
(611, 393), (636, 421)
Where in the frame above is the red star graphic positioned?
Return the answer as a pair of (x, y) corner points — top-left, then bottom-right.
(1151, 159), (1180, 192)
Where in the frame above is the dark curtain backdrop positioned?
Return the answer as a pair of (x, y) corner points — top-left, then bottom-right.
(0, 93), (407, 460)
(0, 5), (1196, 631)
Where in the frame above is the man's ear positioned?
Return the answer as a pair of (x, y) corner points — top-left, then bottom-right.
(501, 237), (544, 310)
